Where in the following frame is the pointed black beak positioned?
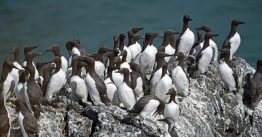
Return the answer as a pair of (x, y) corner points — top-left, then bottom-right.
(212, 34), (220, 37)
(239, 21), (245, 24)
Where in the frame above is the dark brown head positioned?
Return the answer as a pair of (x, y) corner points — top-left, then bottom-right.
(46, 44), (61, 56)
(66, 41), (74, 54)
(205, 32), (219, 40)
(2, 56), (18, 72)
(11, 47), (19, 55)
(98, 47), (112, 54)
(231, 20), (245, 27)
(163, 30), (179, 38)
(256, 59), (262, 73)
(196, 25), (212, 32)
(166, 88), (177, 103)
(26, 51), (43, 61)
(145, 32), (160, 45)
(131, 27), (143, 34)
(78, 55), (95, 66)
(183, 15), (192, 22)
(113, 35), (119, 49)
(24, 46), (37, 53)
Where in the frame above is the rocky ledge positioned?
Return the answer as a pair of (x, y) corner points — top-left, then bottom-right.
(8, 57), (262, 137)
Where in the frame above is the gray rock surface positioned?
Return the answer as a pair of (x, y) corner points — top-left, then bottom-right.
(8, 57), (262, 137)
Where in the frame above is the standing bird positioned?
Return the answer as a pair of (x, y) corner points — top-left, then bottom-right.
(0, 83), (11, 137)
(193, 25), (218, 62)
(24, 51), (43, 118)
(104, 65), (119, 106)
(129, 63), (144, 100)
(154, 63), (173, 103)
(16, 69), (33, 113)
(119, 50), (131, 71)
(150, 51), (172, 95)
(250, 59), (262, 108)
(175, 15), (195, 56)
(70, 55), (88, 105)
(15, 99), (38, 137)
(45, 44), (68, 73)
(91, 47), (112, 80)
(79, 56), (111, 106)
(127, 28), (144, 60)
(218, 49), (238, 93)
(139, 32), (159, 76)
(116, 68), (136, 110)
(172, 52), (189, 97)
(1, 57), (18, 100)
(22, 46), (40, 81)
(126, 95), (165, 120)
(158, 117), (179, 137)
(161, 30), (179, 63)
(10, 47), (23, 94)
(190, 27), (204, 56)
(164, 88), (180, 123)
(119, 33), (132, 63)
(44, 57), (66, 102)
(196, 32), (219, 74)
(222, 20), (245, 60)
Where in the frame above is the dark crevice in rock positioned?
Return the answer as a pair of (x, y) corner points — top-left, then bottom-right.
(81, 107), (98, 137)
(225, 127), (234, 133)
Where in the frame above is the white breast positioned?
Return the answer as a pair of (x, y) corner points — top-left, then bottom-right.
(104, 78), (119, 106)
(85, 73), (102, 105)
(2, 73), (14, 99)
(132, 53), (142, 65)
(123, 46), (132, 63)
(150, 68), (162, 95)
(139, 45), (157, 74)
(164, 101), (180, 122)
(128, 42), (142, 59)
(112, 70), (124, 88)
(118, 82), (136, 110)
(70, 75), (88, 102)
(154, 75), (172, 103)
(198, 46), (213, 73)
(178, 28), (195, 56)
(229, 32), (241, 60)
(95, 61), (105, 80)
(172, 66), (189, 96)
(134, 77), (144, 100)
(209, 39), (218, 62)
(218, 61), (236, 91)
(139, 99), (160, 120)
(61, 56), (68, 72)
(164, 44), (176, 62)
(45, 70), (66, 101)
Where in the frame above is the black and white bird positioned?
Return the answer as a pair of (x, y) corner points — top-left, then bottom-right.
(222, 20), (245, 60)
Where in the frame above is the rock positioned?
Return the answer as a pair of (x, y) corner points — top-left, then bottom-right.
(38, 106), (65, 137)
(8, 57), (262, 137)
(66, 109), (93, 137)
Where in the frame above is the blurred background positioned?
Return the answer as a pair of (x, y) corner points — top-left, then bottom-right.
(0, 0), (261, 67)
